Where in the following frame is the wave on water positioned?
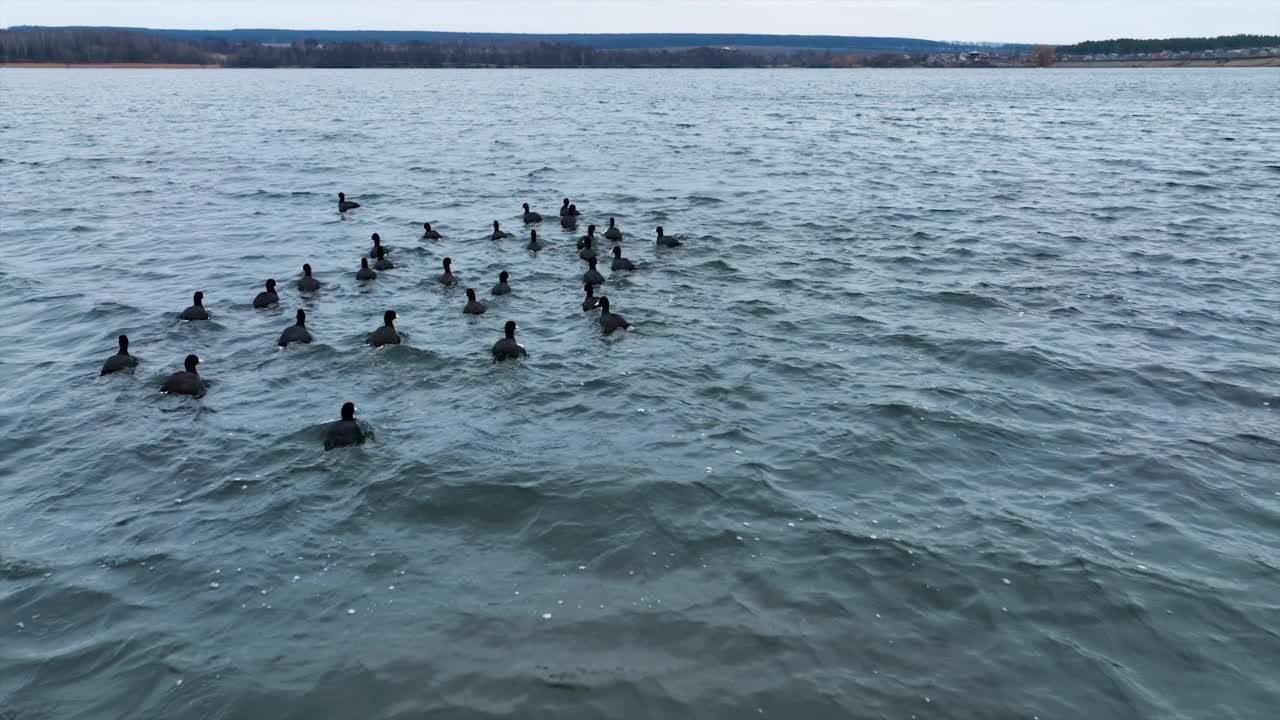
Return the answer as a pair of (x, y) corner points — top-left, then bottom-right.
(923, 290), (1007, 309)
(1, 67), (1277, 720)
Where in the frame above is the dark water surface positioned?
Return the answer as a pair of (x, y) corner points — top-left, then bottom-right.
(1, 68), (1278, 719)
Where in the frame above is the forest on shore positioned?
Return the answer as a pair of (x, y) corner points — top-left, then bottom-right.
(3, 27), (1276, 69)
(0, 27), (999, 68)
(1056, 34), (1279, 56)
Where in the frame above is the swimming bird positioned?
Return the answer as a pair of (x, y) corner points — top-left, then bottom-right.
(369, 233), (388, 258)
(577, 224), (597, 250)
(492, 320), (528, 361)
(597, 297), (631, 334)
(367, 310), (401, 347)
(527, 229), (543, 251)
(582, 282), (600, 311)
(422, 222), (442, 239)
(463, 288), (487, 315)
(522, 203), (542, 223)
(179, 292), (209, 321)
(439, 257), (457, 285)
(278, 309), (313, 347)
(160, 354), (206, 396)
(253, 279), (279, 309)
(338, 192), (360, 212)
(298, 263), (321, 291)
(560, 205), (579, 228)
(100, 334), (138, 375)
(611, 245), (636, 271)
(583, 258), (605, 286)
(491, 271), (512, 296)
(604, 217), (622, 241)
(656, 226), (682, 247)
(491, 221), (513, 240)
(560, 198), (572, 216)
(373, 245), (395, 271)
(356, 257), (377, 281)
(579, 237), (597, 261)
(324, 402), (366, 451)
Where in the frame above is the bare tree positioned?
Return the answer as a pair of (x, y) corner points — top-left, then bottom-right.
(1032, 45), (1056, 67)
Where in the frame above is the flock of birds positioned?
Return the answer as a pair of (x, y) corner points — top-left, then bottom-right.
(98, 192), (685, 450)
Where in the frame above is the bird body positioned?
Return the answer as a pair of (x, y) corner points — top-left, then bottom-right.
(253, 279), (279, 309)
(298, 264), (321, 292)
(374, 251), (395, 271)
(279, 324), (312, 347)
(492, 338), (526, 360)
(101, 335), (138, 375)
(325, 402), (366, 450)
(598, 298), (631, 334)
(463, 289), (487, 315)
(656, 226), (682, 247)
(278, 310), (312, 347)
(491, 271), (512, 296)
(180, 291), (209, 320)
(160, 354), (206, 396)
(492, 320), (527, 361)
(611, 246), (636, 271)
(367, 326), (400, 347)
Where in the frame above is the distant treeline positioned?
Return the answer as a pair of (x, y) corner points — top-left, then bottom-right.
(224, 40), (856, 69)
(1057, 34), (1280, 56)
(9, 25), (1007, 54)
(0, 28), (921, 68)
(0, 28), (212, 64)
(860, 53), (929, 68)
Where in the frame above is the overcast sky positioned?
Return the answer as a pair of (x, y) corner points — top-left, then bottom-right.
(3, 0), (1277, 44)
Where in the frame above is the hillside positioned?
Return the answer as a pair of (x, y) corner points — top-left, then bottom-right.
(7, 26), (1020, 54)
(1056, 34), (1280, 56)
(0, 26), (1032, 68)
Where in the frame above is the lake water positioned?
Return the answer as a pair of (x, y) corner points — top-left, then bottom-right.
(1, 68), (1277, 719)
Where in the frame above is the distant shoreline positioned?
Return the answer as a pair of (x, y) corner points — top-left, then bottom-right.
(1054, 57), (1279, 68)
(0, 62), (218, 69)
(5, 28), (1278, 70)
(4, 59), (1277, 70)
